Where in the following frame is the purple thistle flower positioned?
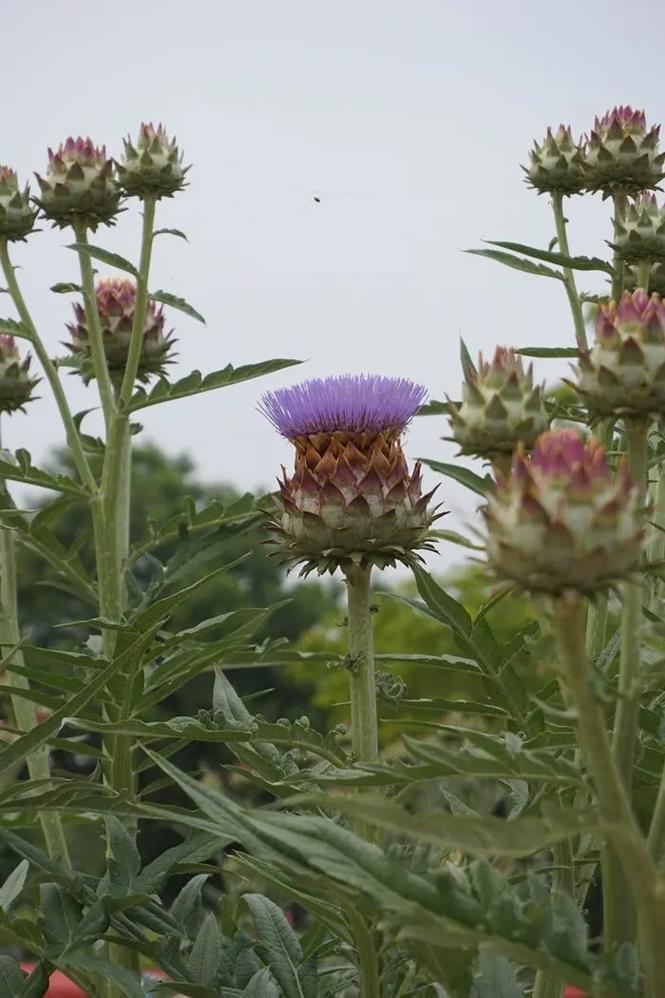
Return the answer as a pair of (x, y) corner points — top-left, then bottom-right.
(260, 374), (428, 439)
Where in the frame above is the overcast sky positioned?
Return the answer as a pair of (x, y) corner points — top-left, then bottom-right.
(5, 0), (665, 560)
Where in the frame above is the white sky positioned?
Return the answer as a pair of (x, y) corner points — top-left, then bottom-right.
(5, 0), (665, 560)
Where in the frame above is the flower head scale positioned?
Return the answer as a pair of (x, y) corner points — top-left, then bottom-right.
(260, 374), (428, 440)
(0, 335), (39, 414)
(261, 373), (440, 575)
(66, 277), (176, 388)
(524, 124), (586, 195)
(574, 288), (665, 417)
(117, 123), (189, 199)
(583, 105), (664, 196)
(0, 166), (38, 241)
(483, 429), (643, 594)
(34, 136), (121, 230)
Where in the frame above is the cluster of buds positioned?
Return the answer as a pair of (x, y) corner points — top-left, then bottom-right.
(526, 107), (665, 198)
(261, 374), (442, 575)
(34, 138), (121, 231)
(612, 192), (665, 263)
(574, 289), (665, 418)
(66, 278), (176, 389)
(116, 123), (188, 200)
(0, 167), (37, 241)
(0, 337), (39, 414)
(447, 345), (547, 461)
(483, 429), (643, 594)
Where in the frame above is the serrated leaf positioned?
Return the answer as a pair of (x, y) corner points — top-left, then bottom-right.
(102, 815), (141, 898)
(189, 912), (222, 986)
(153, 228), (188, 241)
(244, 893), (311, 998)
(50, 282), (83, 294)
(67, 242), (138, 277)
(421, 459), (494, 496)
(0, 957), (27, 997)
(40, 883), (82, 952)
(470, 950), (523, 997)
(417, 399), (448, 416)
(127, 359), (302, 413)
(466, 248), (564, 281)
(485, 240), (613, 274)
(0, 318), (31, 341)
(516, 347), (579, 359)
(61, 953), (145, 998)
(0, 450), (87, 496)
(150, 290), (205, 324)
(0, 860), (29, 912)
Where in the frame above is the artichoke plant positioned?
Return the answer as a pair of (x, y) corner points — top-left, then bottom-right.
(447, 345), (547, 462)
(0, 336), (39, 414)
(66, 277), (176, 388)
(524, 124), (586, 195)
(612, 192), (665, 263)
(574, 288), (665, 417)
(34, 137), (121, 230)
(117, 123), (189, 199)
(583, 106), (665, 197)
(261, 374), (442, 575)
(0, 166), (37, 241)
(483, 428), (643, 594)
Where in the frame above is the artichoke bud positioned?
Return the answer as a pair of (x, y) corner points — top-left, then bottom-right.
(0, 167), (37, 241)
(260, 374), (444, 575)
(583, 106), (665, 197)
(0, 336), (39, 414)
(34, 137), (121, 230)
(524, 125), (586, 195)
(66, 277), (176, 387)
(574, 289), (665, 417)
(117, 123), (189, 199)
(483, 429), (643, 594)
(612, 192), (665, 262)
(448, 345), (548, 459)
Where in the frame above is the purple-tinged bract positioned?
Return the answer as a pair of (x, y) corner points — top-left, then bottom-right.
(524, 124), (586, 195)
(574, 289), (665, 417)
(117, 123), (189, 200)
(260, 374), (427, 440)
(66, 277), (176, 389)
(583, 105), (665, 196)
(448, 345), (547, 458)
(34, 136), (121, 230)
(483, 429), (643, 594)
(0, 166), (37, 241)
(0, 335), (39, 414)
(261, 374), (441, 575)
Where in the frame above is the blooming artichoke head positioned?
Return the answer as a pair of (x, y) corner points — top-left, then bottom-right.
(66, 277), (176, 388)
(117, 123), (189, 199)
(0, 167), (37, 241)
(583, 106), (665, 197)
(448, 345), (547, 459)
(0, 336), (39, 414)
(574, 289), (665, 417)
(483, 429), (643, 594)
(611, 192), (665, 263)
(260, 374), (443, 575)
(34, 137), (121, 230)
(524, 125), (586, 195)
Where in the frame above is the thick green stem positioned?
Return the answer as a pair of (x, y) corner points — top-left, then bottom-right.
(119, 197), (156, 405)
(613, 417), (648, 788)
(73, 223), (116, 428)
(347, 908), (380, 998)
(551, 192), (587, 349)
(552, 596), (665, 996)
(611, 194), (628, 302)
(345, 564), (379, 764)
(585, 422), (614, 664)
(0, 488), (71, 867)
(637, 258), (652, 293)
(0, 241), (96, 493)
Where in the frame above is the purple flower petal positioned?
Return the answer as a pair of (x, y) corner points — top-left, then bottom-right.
(260, 373), (428, 438)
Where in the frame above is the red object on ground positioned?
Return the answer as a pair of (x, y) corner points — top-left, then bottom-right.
(564, 989), (586, 998)
(20, 967), (85, 997)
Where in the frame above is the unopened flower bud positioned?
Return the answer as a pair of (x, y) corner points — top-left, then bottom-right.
(34, 137), (121, 230)
(117, 123), (188, 200)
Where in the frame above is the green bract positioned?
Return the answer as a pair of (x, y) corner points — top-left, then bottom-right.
(447, 345), (547, 459)
(524, 124), (586, 195)
(612, 192), (665, 263)
(0, 336), (39, 413)
(117, 123), (189, 199)
(34, 137), (121, 230)
(0, 167), (37, 241)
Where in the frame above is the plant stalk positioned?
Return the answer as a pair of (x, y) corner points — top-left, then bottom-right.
(119, 196), (156, 405)
(611, 194), (628, 302)
(73, 223), (116, 428)
(345, 564), (379, 765)
(551, 192), (587, 349)
(637, 258), (652, 294)
(0, 492), (71, 867)
(0, 240), (96, 493)
(552, 595), (665, 996)
(347, 907), (380, 998)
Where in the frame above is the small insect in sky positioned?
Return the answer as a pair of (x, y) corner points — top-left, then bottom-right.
(313, 196), (321, 203)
